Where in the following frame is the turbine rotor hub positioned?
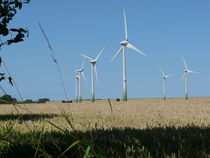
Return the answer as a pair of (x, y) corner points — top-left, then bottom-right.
(120, 40), (128, 46)
(90, 60), (96, 64)
(77, 69), (83, 72)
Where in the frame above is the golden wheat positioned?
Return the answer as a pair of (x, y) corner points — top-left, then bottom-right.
(0, 98), (210, 132)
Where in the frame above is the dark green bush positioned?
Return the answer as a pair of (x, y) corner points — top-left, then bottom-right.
(36, 98), (50, 103)
(0, 94), (17, 104)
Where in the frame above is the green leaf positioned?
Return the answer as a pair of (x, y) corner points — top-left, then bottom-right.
(44, 119), (65, 132)
(57, 140), (81, 158)
(33, 126), (45, 158)
(83, 146), (91, 158)
(0, 24), (9, 36)
(10, 28), (19, 32)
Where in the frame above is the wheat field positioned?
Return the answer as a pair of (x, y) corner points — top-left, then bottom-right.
(0, 97), (210, 132)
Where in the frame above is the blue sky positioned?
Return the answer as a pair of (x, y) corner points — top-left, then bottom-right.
(1, 0), (210, 100)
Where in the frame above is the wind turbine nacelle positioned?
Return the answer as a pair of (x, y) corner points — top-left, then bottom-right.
(120, 40), (128, 46)
(76, 69), (83, 72)
(90, 60), (96, 64)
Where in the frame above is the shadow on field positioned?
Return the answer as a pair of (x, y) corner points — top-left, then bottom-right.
(0, 113), (58, 121)
(75, 127), (210, 157)
(1, 126), (210, 158)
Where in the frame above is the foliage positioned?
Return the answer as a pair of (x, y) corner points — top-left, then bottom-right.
(116, 98), (120, 102)
(0, 0), (30, 48)
(0, 0), (31, 92)
(22, 99), (35, 104)
(0, 95), (51, 104)
(37, 98), (50, 103)
(0, 94), (17, 104)
(62, 100), (73, 103)
(21, 98), (50, 104)
(1, 126), (210, 157)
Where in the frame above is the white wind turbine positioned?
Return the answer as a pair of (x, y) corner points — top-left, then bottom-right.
(76, 60), (86, 102)
(159, 68), (172, 100)
(111, 9), (148, 101)
(74, 74), (79, 102)
(81, 47), (104, 102)
(181, 57), (198, 100)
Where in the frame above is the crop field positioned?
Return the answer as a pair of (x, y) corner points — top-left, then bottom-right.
(1, 98), (210, 157)
(1, 98), (210, 131)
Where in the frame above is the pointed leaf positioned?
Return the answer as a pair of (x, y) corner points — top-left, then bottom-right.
(57, 140), (81, 158)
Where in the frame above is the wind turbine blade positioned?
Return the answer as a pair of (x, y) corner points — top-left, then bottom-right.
(188, 70), (198, 74)
(81, 72), (87, 83)
(81, 54), (93, 61)
(126, 43), (148, 57)
(180, 73), (185, 82)
(165, 74), (172, 78)
(182, 57), (188, 69)
(123, 9), (128, 41)
(94, 64), (99, 83)
(95, 47), (105, 61)
(111, 46), (123, 62)
(75, 65), (78, 72)
(81, 59), (85, 69)
(159, 67), (165, 76)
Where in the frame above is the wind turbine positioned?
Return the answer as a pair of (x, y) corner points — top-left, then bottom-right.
(181, 57), (198, 100)
(159, 68), (172, 100)
(81, 47), (104, 102)
(111, 9), (148, 101)
(74, 74), (79, 102)
(76, 60), (86, 102)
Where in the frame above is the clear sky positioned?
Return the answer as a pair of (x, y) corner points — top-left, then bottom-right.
(1, 0), (210, 100)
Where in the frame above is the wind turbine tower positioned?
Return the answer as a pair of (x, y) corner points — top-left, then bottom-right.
(76, 60), (86, 102)
(74, 75), (79, 102)
(159, 68), (171, 100)
(81, 47), (104, 102)
(181, 58), (198, 100)
(111, 10), (147, 101)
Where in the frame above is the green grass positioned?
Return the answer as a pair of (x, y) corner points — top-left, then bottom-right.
(1, 124), (210, 158)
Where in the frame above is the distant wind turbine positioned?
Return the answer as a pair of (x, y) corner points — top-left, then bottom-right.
(81, 47), (104, 102)
(111, 9), (148, 101)
(159, 68), (172, 100)
(180, 57), (198, 100)
(76, 60), (86, 102)
(74, 74), (79, 102)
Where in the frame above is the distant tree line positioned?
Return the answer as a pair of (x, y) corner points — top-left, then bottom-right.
(0, 94), (50, 104)
(0, 94), (17, 104)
